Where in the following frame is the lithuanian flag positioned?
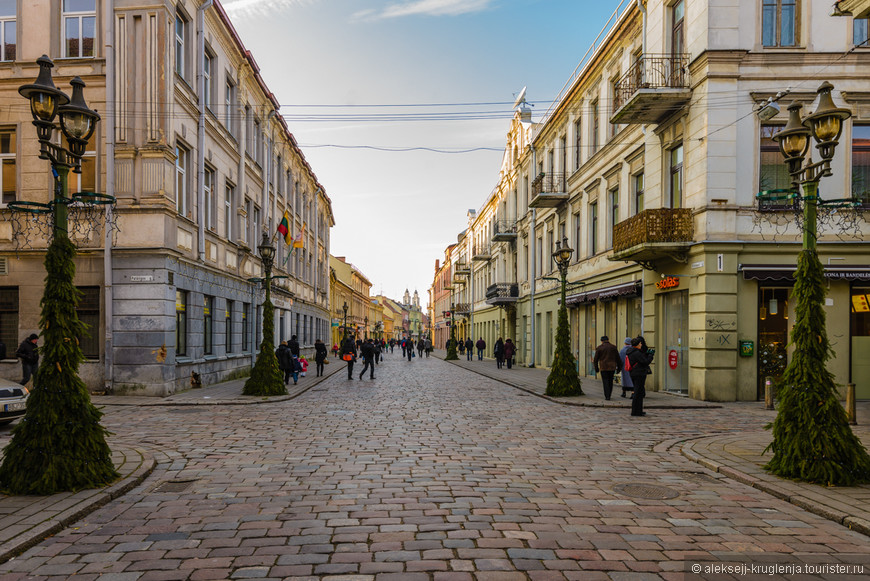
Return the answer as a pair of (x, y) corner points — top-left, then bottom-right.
(276, 210), (291, 244)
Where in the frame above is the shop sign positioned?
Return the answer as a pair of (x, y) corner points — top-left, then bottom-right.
(669, 349), (678, 370)
(656, 276), (680, 290)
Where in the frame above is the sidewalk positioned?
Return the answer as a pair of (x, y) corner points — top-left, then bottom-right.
(439, 349), (870, 537)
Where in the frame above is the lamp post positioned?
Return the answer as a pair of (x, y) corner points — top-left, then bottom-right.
(242, 232), (286, 396)
(364, 316), (368, 340)
(445, 302), (458, 360)
(545, 236), (583, 397)
(0, 56), (118, 495)
(764, 83), (870, 485)
(342, 301), (349, 341)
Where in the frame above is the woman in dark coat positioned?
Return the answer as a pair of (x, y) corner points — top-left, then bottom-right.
(275, 341), (294, 385)
(314, 339), (328, 377)
(340, 336), (357, 380)
(626, 337), (654, 416)
(494, 337), (505, 369)
(503, 339), (516, 369)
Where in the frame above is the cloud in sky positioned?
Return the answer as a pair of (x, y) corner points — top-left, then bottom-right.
(222, 0), (314, 18)
(354, 0), (493, 21)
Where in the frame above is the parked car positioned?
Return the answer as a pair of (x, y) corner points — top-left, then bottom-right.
(0, 378), (28, 426)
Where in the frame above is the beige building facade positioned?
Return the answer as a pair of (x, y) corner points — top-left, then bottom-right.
(432, 0), (870, 401)
(1, 0), (334, 395)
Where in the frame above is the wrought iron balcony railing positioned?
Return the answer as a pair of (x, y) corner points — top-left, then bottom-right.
(453, 302), (471, 315)
(611, 208), (694, 260)
(485, 283), (519, 305)
(471, 244), (491, 261)
(492, 220), (518, 242)
(530, 172), (568, 208)
(611, 53), (691, 124)
(454, 261), (470, 275)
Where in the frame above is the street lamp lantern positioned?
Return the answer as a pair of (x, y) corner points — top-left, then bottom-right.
(342, 301), (349, 339)
(772, 102), (810, 174)
(804, 82), (851, 161)
(59, 77), (100, 158)
(258, 231), (275, 269)
(552, 236), (573, 273)
(19, 55), (69, 141)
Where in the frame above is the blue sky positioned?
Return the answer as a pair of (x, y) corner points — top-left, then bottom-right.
(223, 0), (628, 304)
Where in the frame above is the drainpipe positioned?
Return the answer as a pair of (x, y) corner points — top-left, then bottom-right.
(104, 0), (115, 393)
(196, 0), (213, 262)
(636, 0), (646, 83)
(528, 145), (537, 368)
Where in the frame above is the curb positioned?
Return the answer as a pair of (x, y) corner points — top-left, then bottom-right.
(0, 444), (156, 564)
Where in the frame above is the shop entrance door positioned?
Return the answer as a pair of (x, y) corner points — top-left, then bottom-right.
(663, 290), (689, 394)
(851, 287), (870, 399)
(757, 287), (790, 400)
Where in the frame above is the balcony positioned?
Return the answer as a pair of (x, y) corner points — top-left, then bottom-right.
(611, 54), (692, 125)
(452, 275), (467, 286)
(492, 220), (517, 242)
(609, 208), (694, 266)
(485, 283), (519, 306)
(454, 261), (470, 276)
(471, 244), (491, 261)
(453, 302), (471, 316)
(530, 172), (568, 207)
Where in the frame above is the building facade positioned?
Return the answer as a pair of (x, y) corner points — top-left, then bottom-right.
(1, 0), (333, 395)
(431, 0), (870, 401)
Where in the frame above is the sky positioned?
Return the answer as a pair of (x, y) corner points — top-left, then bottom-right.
(223, 0), (629, 306)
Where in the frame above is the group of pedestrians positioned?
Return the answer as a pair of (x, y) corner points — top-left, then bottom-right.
(593, 335), (655, 416)
(339, 335), (429, 380)
(452, 337), (518, 369)
(276, 335), (330, 385)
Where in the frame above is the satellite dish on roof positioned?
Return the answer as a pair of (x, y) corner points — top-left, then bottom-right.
(513, 86), (527, 109)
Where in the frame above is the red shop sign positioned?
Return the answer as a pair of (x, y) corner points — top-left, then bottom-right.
(669, 349), (679, 370)
(656, 276), (680, 290)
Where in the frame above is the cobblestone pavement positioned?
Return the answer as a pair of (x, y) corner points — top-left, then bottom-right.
(2, 353), (870, 580)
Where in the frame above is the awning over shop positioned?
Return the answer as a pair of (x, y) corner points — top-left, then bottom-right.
(565, 281), (642, 306)
(740, 264), (870, 282)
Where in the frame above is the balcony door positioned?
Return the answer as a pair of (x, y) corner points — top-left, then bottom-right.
(671, 1), (685, 85)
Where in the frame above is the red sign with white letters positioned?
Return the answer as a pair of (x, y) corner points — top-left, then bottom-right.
(669, 350), (678, 370)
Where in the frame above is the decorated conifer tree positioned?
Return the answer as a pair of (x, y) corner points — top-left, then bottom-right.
(764, 249), (870, 485)
(545, 297), (583, 397)
(0, 236), (119, 495)
(445, 322), (458, 360)
(243, 297), (286, 396)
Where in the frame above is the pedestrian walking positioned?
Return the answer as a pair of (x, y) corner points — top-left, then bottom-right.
(494, 337), (505, 369)
(332, 343), (339, 358)
(626, 337), (655, 416)
(464, 338), (473, 360)
(504, 338), (516, 369)
(275, 341), (297, 385)
(340, 336), (357, 380)
(418, 338), (425, 358)
(288, 335), (300, 357)
(389, 338), (395, 353)
(593, 336), (621, 400)
(618, 337), (634, 398)
(458, 338), (465, 357)
(15, 333), (39, 387)
(374, 340), (382, 364)
(359, 339), (376, 380)
(475, 337), (486, 361)
(424, 337), (432, 357)
(314, 338), (328, 377)
(406, 338), (414, 361)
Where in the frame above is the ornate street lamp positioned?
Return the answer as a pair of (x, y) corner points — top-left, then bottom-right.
(765, 83), (870, 485)
(445, 302), (458, 360)
(364, 316), (368, 340)
(342, 301), (349, 340)
(545, 236), (582, 397)
(243, 232), (285, 396)
(0, 57), (116, 495)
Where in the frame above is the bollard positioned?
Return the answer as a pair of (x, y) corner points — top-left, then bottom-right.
(846, 382), (857, 425)
(764, 376), (775, 410)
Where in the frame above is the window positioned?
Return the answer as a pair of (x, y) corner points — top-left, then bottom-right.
(762, 0), (798, 47)
(632, 172), (644, 215)
(0, 129), (16, 205)
(76, 286), (99, 358)
(759, 124), (791, 196)
(253, 206), (260, 244)
(175, 9), (188, 79)
(573, 211), (581, 258)
(242, 302), (251, 351)
(671, 0), (685, 55)
(204, 295), (214, 355)
(0, 0), (16, 61)
(589, 201), (598, 256)
(63, 0), (95, 58)
(591, 99), (600, 154)
(204, 167), (215, 230)
(203, 51), (214, 110)
(176, 290), (188, 357)
(225, 300), (234, 353)
(242, 198), (250, 245)
(610, 77), (620, 137)
(669, 144), (684, 208)
(224, 181), (234, 240)
(0, 287), (18, 355)
(225, 78), (237, 136)
(175, 143), (189, 216)
(559, 136), (567, 175)
(852, 124), (870, 206)
(607, 186), (619, 249)
(856, 18), (869, 47)
(574, 118), (582, 170)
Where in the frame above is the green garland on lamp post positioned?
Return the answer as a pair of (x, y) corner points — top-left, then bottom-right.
(243, 232), (286, 396)
(0, 57), (118, 495)
(764, 84), (870, 486)
(546, 236), (583, 397)
(445, 303), (458, 360)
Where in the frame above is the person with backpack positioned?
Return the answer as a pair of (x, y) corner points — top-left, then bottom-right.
(625, 337), (654, 416)
(494, 337), (505, 369)
(340, 336), (357, 380)
(618, 337), (634, 398)
(275, 341), (296, 385)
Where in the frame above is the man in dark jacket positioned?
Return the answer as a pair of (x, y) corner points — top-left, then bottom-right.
(475, 338), (486, 361)
(592, 336), (621, 400)
(16, 333), (39, 387)
(464, 338), (474, 361)
(359, 339), (376, 380)
(626, 337), (655, 416)
(406, 338), (414, 361)
(288, 335), (300, 357)
(275, 341), (296, 385)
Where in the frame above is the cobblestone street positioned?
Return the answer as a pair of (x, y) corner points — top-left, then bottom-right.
(2, 353), (869, 580)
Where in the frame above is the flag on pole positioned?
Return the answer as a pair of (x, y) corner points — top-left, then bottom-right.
(276, 211), (291, 244)
(292, 223), (305, 248)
